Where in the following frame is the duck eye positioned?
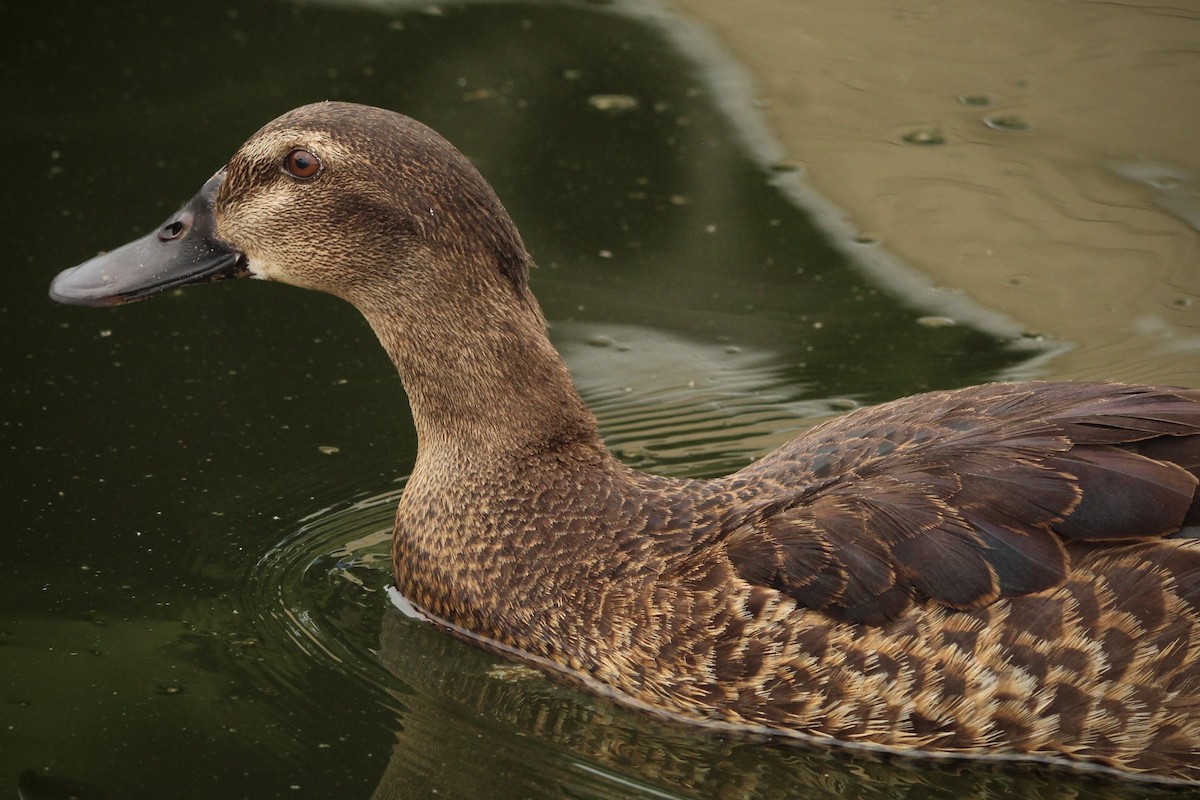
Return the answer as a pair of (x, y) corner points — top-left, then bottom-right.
(283, 149), (321, 179)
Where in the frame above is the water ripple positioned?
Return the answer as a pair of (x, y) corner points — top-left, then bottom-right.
(560, 321), (853, 475)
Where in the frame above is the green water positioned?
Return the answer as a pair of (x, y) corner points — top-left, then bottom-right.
(3, 2), (1170, 798)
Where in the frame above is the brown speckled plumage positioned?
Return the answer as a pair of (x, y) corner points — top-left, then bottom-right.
(51, 102), (1200, 784)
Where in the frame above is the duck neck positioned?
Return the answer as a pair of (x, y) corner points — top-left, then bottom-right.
(355, 259), (603, 463)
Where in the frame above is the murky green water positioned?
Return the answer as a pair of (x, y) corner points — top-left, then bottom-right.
(3, 2), (1180, 799)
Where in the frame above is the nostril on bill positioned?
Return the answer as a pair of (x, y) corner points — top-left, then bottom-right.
(158, 220), (185, 241)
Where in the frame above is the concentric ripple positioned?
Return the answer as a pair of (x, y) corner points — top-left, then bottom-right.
(246, 486), (401, 699)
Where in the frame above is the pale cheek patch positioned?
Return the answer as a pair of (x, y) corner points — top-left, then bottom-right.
(220, 131), (358, 290)
(215, 182), (297, 280)
(241, 183), (297, 222)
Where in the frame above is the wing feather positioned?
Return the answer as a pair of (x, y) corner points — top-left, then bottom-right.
(718, 383), (1200, 624)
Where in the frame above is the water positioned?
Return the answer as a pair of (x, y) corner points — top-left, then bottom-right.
(2, 1), (1181, 798)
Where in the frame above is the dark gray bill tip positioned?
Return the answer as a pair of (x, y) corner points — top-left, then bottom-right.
(49, 260), (138, 307)
(48, 238), (249, 307)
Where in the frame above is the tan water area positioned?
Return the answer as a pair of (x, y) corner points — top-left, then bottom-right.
(672, 0), (1200, 385)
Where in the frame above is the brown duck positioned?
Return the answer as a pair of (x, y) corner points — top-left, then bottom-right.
(50, 102), (1200, 784)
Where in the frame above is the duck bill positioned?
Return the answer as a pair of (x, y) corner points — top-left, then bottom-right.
(49, 172), (249, 307)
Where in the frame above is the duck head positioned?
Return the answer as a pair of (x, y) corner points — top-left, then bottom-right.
(49, 102), (530, 311)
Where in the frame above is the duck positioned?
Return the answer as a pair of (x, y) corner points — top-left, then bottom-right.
(49, 101), (1200, 784)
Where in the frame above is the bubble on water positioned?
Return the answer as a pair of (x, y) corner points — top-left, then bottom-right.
(957, 93), (992, 107)
(916, 316), (957, 328)
(984, 114), (1031, 132)
(587, 94), (639, 112)
(901, 128), (946, 145)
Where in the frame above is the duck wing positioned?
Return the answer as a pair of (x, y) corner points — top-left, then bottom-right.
(719, 383), (1200, 625)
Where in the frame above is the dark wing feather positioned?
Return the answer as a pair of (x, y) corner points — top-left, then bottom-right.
(962, 512), (1066, 595)
(1048, 447), (1196, 539)
(722, 383), (1200, 624)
